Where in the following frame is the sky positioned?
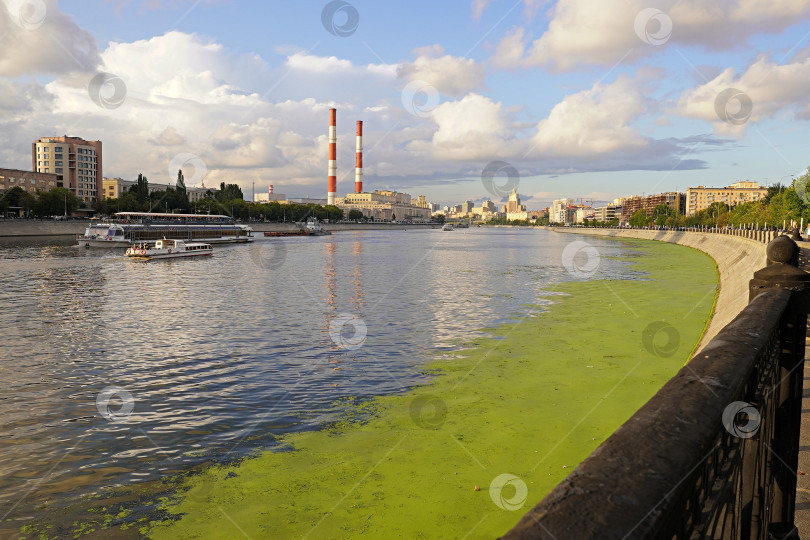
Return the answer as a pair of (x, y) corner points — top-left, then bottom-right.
(2, 0), (810, 209)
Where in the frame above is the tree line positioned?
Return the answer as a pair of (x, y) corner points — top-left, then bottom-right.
(0, 186), (80, 217)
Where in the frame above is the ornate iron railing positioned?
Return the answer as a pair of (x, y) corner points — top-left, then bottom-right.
(501, 236), (809, 540)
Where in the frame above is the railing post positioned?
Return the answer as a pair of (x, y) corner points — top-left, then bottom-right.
(749, 236), (810, 538)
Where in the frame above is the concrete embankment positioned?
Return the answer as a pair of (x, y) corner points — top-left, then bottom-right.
(0, 220), (86, 237)
(553, 227), (767, 353)
(0, 220), (440, 237)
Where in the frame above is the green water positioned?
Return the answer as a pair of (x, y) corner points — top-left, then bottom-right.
(148, 239), (717, 539)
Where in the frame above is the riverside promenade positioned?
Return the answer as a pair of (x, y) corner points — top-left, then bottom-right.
(535, 226), (810, 539)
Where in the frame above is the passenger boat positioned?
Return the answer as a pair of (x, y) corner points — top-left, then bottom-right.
(442, 224), (454, 231)
(78, 212), (254, 248)
(125, 239), (212, 259)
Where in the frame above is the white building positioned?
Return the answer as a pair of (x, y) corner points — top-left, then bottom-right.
(550, 198), (575, 223)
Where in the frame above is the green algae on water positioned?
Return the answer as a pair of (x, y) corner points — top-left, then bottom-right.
(149, 239), (717, 539)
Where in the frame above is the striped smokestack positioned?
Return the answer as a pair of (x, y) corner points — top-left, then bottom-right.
(327, 108), (337, 205)
(355, 121), (363, 193)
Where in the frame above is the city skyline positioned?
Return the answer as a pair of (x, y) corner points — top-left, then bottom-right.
(2, 1), (810, 208)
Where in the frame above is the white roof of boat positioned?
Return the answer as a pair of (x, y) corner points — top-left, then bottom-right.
(114, 212), (232, 219)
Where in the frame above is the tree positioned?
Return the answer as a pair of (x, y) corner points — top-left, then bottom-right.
(652, 204), (676, 226)
(176, 169), (186, 195)
(217, 182), (243, 202)
(347, 209), (364, 221)
(391, 213), (396, 221)
(130, 173), (149, 203)
(433, 214), (446, 224)
(34, 187), (79, 217)
(629, 209), (650, 227)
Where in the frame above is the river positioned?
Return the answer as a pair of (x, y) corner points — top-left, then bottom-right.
(0, 228), (639, 535)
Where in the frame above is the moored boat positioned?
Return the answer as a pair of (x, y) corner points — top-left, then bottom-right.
(78, 212), (254, 248)
(305, 217), (331, 235)
(442, 224), (454, 231)
(125, 239), (213, 259)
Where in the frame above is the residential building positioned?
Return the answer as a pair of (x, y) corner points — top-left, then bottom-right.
(574, 206), (595, 224)
(686, 181), (767, 215)
(33, 136), (102, 206)
(0, 168), (59, 194)
(550, 198), (575, 223)
(593, 203), (622, 222)
(621, 192), (685, 222)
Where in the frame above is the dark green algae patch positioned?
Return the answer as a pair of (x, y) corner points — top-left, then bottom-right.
(148, 239), (717, 539)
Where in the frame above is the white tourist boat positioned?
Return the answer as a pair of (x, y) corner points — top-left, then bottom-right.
(125, 239), (213, 259)
(442, 223), (454, 231)
(78, 212), (254, 248)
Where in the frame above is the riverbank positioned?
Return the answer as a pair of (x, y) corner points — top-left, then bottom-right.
(0, 220), (439, 237)
(145, 239), (717, 539)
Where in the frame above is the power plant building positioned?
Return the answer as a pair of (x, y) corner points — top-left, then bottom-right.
(336, 190), (432, 221)
(325, 107), (431, 221)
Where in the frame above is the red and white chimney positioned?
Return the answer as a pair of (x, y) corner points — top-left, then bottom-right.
(355, 121), (363, 193)
(269, 184), (274, 195)
(327, 108), (337, 205)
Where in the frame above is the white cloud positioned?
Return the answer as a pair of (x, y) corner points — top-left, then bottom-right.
(0, 0), (100, 76)
(286, 52), (396, 78)
(406, 93), (517, 161)
(471, 0), (495, 19)
(531, 75), (649, 156)
(677, 55), (810, 136)
(491, 0), (810, 71)
(398, 54), (485, 97)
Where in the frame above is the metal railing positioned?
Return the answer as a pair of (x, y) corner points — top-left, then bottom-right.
(501, 236), (809, 540)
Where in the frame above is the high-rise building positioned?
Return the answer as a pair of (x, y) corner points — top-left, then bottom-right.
(550, 198), (575, 223)
(33, 136), (102, 205)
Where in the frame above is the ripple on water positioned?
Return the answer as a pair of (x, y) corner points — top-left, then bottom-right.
(0, 229), (642, 525)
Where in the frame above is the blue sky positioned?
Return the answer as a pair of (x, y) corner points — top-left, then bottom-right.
(2, 0), (810, 209)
